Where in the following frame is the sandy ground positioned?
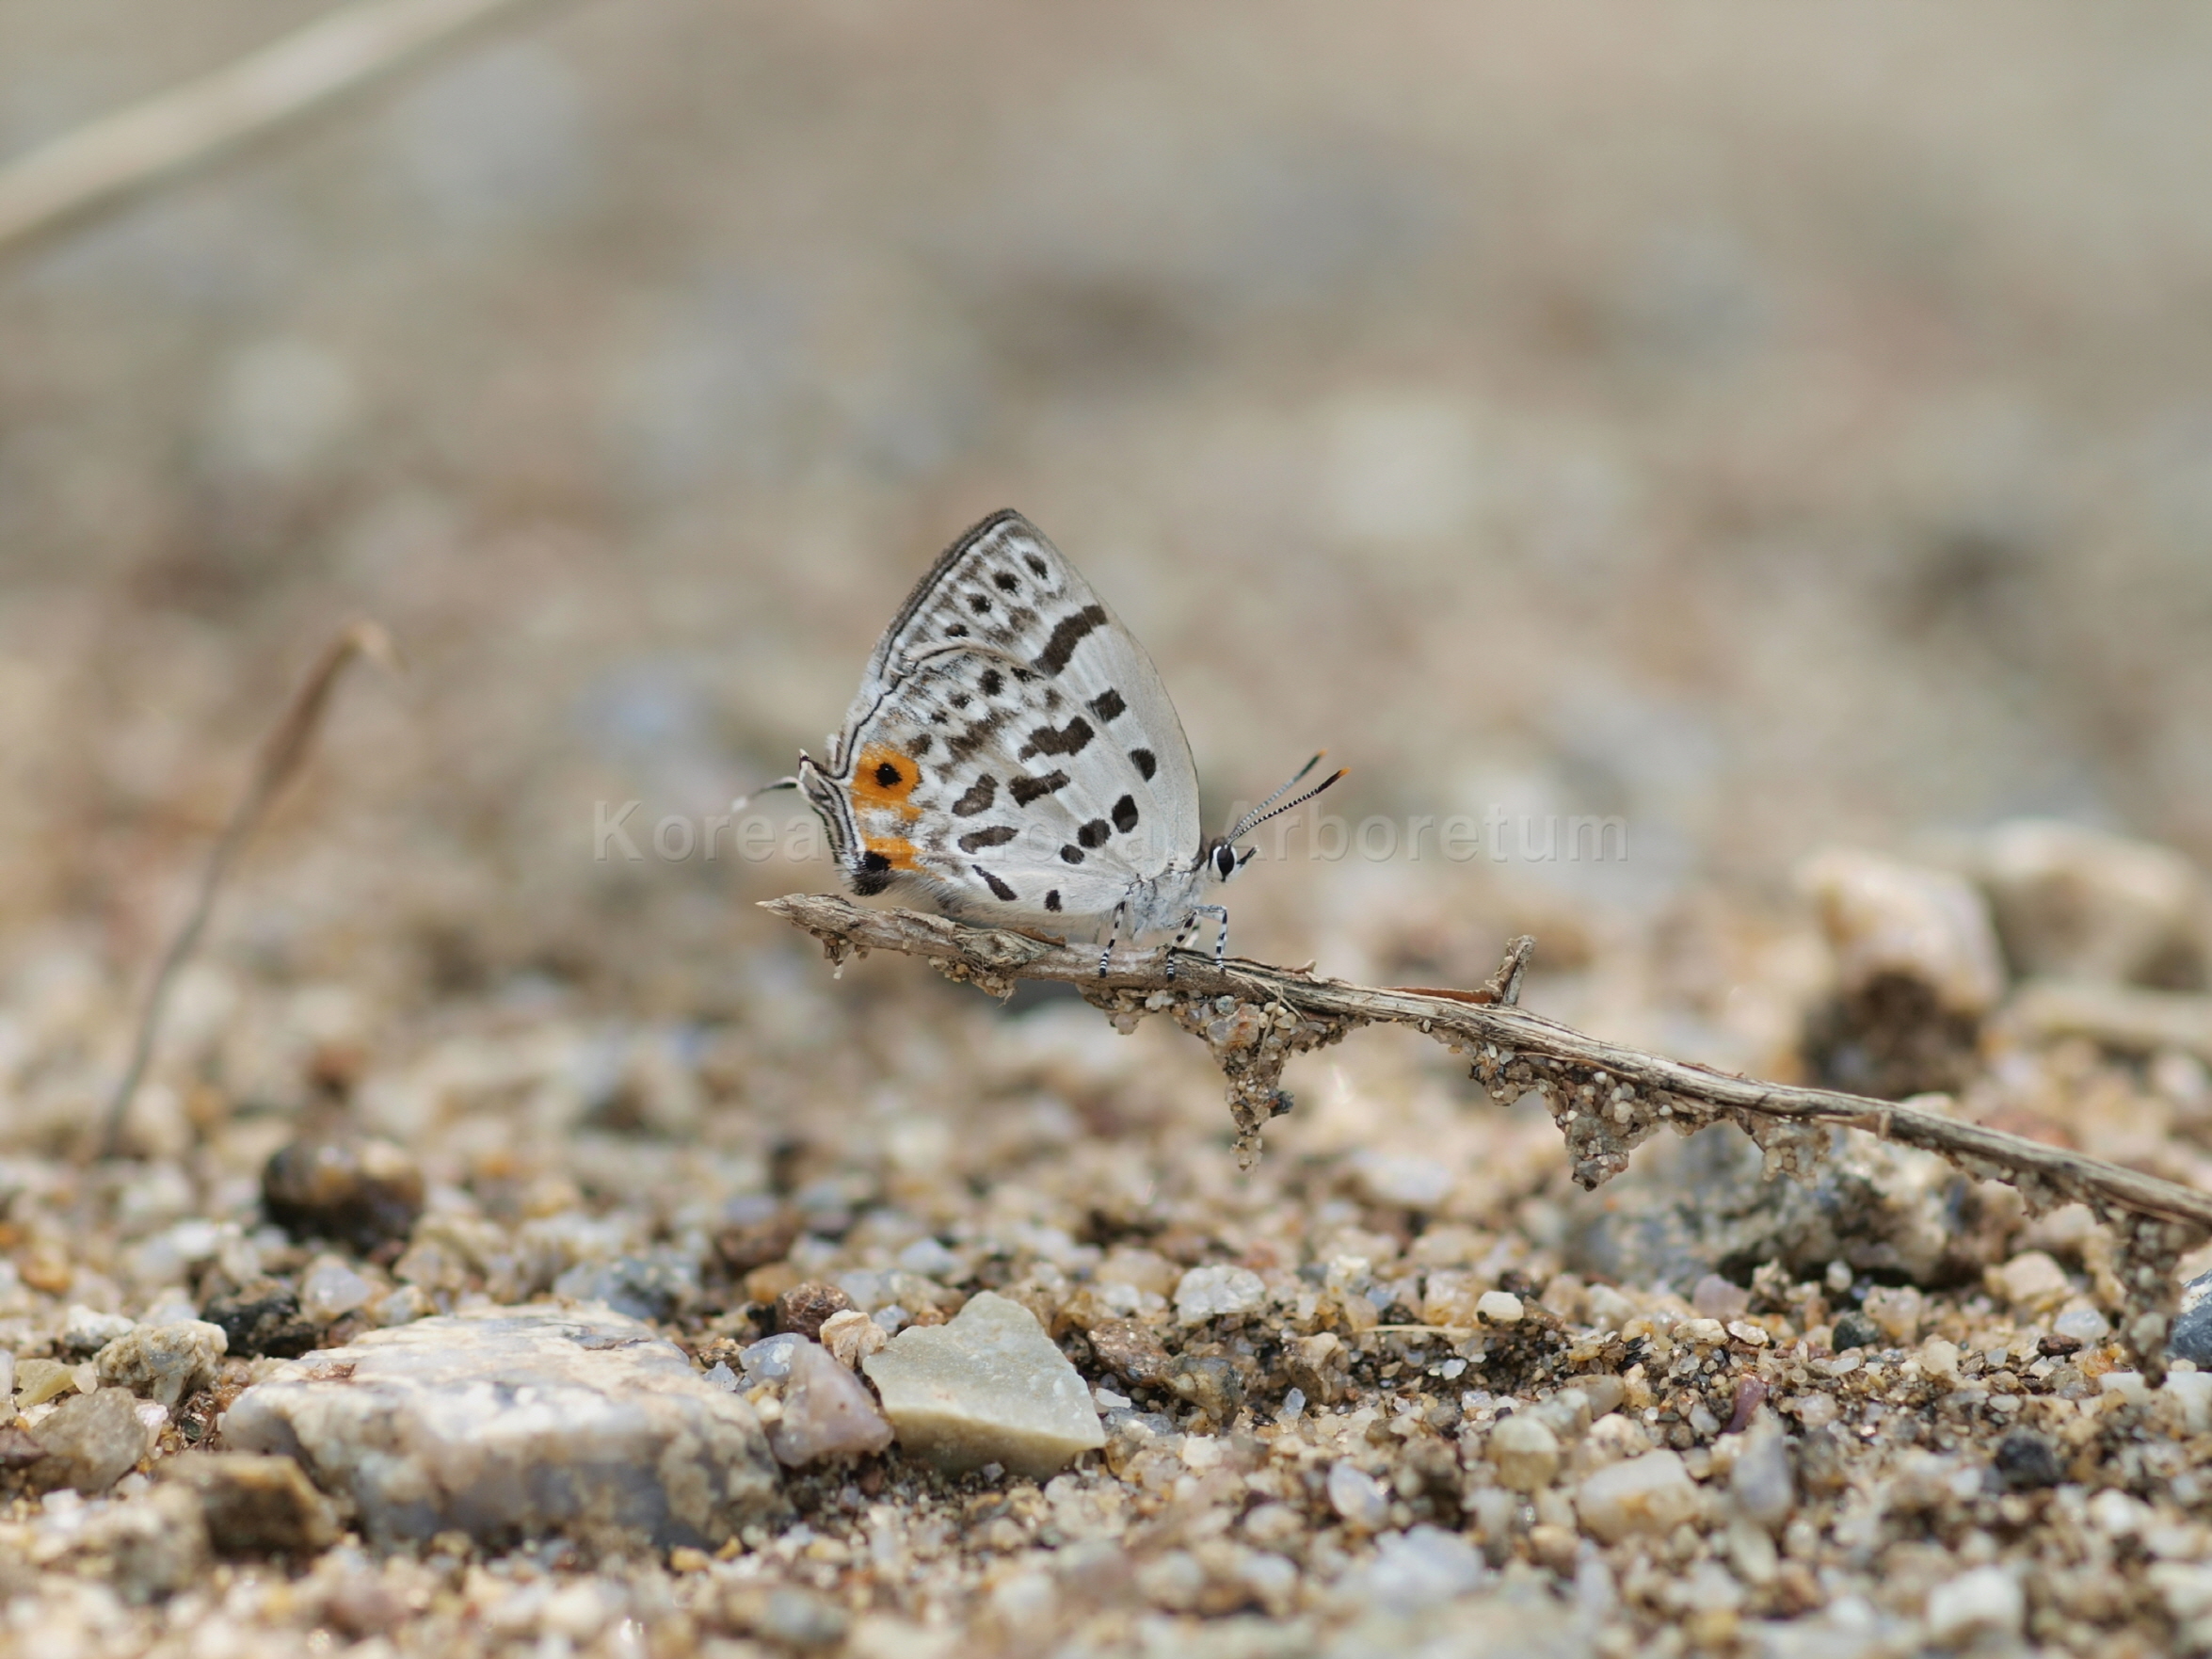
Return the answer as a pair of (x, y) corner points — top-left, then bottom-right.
(3, 3), (2212, 1654)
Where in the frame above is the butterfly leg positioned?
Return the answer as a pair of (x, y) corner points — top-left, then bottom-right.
(1190, 903), (1229, 969)
(1098, 899), (1129, 977)
(1162, 912), (1200, 981)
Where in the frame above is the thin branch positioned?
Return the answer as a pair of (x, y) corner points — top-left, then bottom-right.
(102, 621), (401, 1160)
(764, 893), (2212, 1373)
(0, 0), (567, 263)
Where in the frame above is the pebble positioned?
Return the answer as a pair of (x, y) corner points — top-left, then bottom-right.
(766, 1339), (893, 1466)
(26, 1387), (154, 1495)
(88, 1484), (211, 1603)
(1574, 1449), (1701, 1544)
(1993, 1430), (2063, 1490)
(552, 1249), (698, 1322)
(1326, 1460), (1392, 1531)
(60, 1306), (136, 1359)
(1475, 1290), (1524, 1324)
(1799, 848), (2006, 1016)
(225, 1304), (779, 1548)
(2170, 1271), (2212, 1366)
(777, 1280), (856, 1341)
(93, 1320), (228, 1408)
(1173, 1264), (1268, 1324)
(741, 1333), (801, 1384)
(297, 1259), (375, 1323)
(861, 1291), (1103, 1477)
(1729, 1413), (1795, 1528)
(162, 1453), (340, 1555)
(818, 1309), (889, 1367)
(262, 1134), (425, 1252)
(17, 1357), (78, 1407)
(1355, 1524), (1488, 1608)
(1975, 819), (2206, 986)
(1925, 1565), (2025, 1642)
(1486, 1414), (1561, 1491)
(202, 1280), (324, 1359)
(1990, 1249), (2070, 1313)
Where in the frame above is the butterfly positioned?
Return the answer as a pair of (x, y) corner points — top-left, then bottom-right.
(781, 510), (1343, 975)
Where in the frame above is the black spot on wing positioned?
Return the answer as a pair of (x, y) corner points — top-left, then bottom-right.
(952, 775), (997, 816)
(1077, 818), (1110, 849)
(854, 850), (893, 896)
(1059, 845), (1084, 864)
(972, 864), (1018, 903)
(1044, 889), (1062, 912)
(1024, 553), (1050, 578)
(874, 761), (903, 787)
(979, 668), (1003, 697)
(1088, 687), (1126, 723)
(958, 826), (1017, 852)
(909, 733), (933, 756)
(946, 623), (969, 638)
(968, 592), (993, 616)
(992, 571), (1019, 592)
(1034, 604), (1110, 675)
(1113, 794), (1139, 833)
(1018, 716), (1094, 760)
(1130, 747), (1158, 781)
(950, 692), (970, 711)
(1010, 769), (1069, 806)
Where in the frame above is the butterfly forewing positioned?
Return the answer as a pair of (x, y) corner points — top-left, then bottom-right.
(825, 511), (1201, 926)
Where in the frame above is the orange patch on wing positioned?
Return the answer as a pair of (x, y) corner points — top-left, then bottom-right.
(850, 743), (922, 813)
(862, 834), (922, 871)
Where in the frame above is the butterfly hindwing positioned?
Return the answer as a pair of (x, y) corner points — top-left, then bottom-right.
(824, 511), (1201, 927)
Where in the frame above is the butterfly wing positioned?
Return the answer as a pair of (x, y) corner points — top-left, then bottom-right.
(811, 511), (1201, 928)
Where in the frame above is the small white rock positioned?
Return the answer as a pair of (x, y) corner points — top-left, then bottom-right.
(1575, 1450), (1702, 1544)
(1475, 1290), (1524, 1325)
(93, 1321), (228, 1409)
(861, 1291), (1103, 1477)
(1326, 1460), (1391, 1530)
(1173, 1264), (1268, 1324)
(1487, 1414), (1562, 1492)
(1925, 1567), (2024, 1641)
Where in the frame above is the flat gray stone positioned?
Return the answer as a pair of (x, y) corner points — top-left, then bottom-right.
(861, 1291), (1102, 1477)
(225, 1304), (780, 1550)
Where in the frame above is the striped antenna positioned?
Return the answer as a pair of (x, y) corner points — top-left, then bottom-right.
(1226, 754), (1348, 844)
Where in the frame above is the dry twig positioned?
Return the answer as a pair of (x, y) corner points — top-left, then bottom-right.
(102, 621), (401, 1160)
(766, 892), (2212, 1374)
(0, 0), (565, 262)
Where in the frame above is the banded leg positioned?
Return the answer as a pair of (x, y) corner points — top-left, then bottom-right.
(1098, 898), (1130, 977)
(1193, 903), (1230, 968)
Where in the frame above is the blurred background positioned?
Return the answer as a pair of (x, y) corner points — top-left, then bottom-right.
(3, 0), (2211, 1157)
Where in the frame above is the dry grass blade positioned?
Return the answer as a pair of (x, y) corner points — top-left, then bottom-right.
(0, 0), (567, 263)
(101, 620), (401, 1160)
(766, 891), (2212, 1374)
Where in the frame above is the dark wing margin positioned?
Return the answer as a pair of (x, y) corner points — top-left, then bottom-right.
(867, 508), (1038, 684)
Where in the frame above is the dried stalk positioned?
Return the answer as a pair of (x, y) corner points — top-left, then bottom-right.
(766, 893), (2211, 1374)
(0, 0), (565, 262)
(102, 621), (400, 1160)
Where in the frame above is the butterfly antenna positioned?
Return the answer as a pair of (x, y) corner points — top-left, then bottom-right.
(730, 777), (799, 814)
(1226, 755), (1348, 844)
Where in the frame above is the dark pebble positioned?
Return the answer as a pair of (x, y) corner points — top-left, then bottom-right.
(1994, 1430), (2064, 1490)
(162, 1453), (340, 1556)
(776, 1281), (854, 1342)
(203, 1281), (325, 1359)
(264, 1136), (425, 1253)
(1831, 1312), (1882, 1352)
(714, 1209), (801, 1276)
(1087, 1318), (1172, 1388)
(2168, 1270), (2212, 1367)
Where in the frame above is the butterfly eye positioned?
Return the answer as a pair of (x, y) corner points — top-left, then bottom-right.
(1213, 842), (1238, 879)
